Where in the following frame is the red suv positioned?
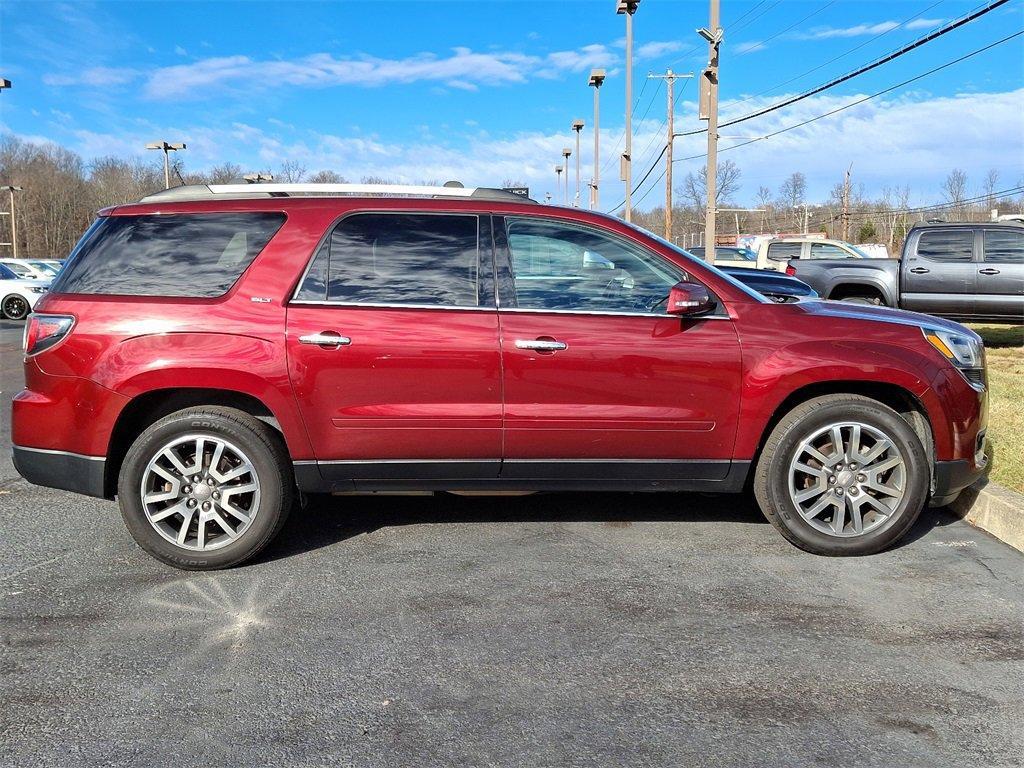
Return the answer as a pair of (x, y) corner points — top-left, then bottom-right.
(12, 184), (989, 569)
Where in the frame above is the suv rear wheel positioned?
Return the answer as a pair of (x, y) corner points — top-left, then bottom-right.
(754, 394), (929, 556)
(117, 407), (293, 570)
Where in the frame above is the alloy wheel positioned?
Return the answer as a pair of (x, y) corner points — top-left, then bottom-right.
(788, 421), (906, 538)
(140, 434), (261, 551)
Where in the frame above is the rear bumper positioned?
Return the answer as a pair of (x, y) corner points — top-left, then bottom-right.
(12, 445), (107, 499)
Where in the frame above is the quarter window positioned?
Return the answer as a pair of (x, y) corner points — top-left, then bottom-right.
(809, 243), (855, 259)
(504, 218), (684, 313)
(295, 213), (480, 307)
(767, 242), (802, 260)
(983, 229), (1024, 264)
(916, 230), (974, 263)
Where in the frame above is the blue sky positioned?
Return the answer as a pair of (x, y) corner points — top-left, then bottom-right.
(1, 0), (1022, 211)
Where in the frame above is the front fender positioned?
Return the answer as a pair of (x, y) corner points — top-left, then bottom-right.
(735, 338), (954, 460)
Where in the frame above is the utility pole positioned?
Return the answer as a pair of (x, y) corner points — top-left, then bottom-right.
(0, 186), (22, 258)
(617, 0), (640, 222)
(698, 0), (722, 263)
(571, 121), (584, 207)
(561, 147), (572, 205)
(841, 165), (852, 241)
(803, 204), (809, 234)
(651, 69), (693, 240)
(146, 141), (186, 189)
(588, 69), (605, 210)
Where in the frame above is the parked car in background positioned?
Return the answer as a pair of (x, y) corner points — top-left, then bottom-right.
(787, 221), (1023, 323)
(688, 245), (759, 269)
(26, 259), (62, 277)
(0, 258), (51, 281)
(0, 262), (48, 320)
(718, 265), (819, 303)
(855, 244), (892, 259)
(14, 182), (989, 569)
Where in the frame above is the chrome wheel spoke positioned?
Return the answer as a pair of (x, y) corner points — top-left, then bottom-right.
(789, 420), (906, 539)
(141, 433), (261, 552)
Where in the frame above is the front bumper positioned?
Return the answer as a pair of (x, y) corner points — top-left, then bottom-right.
(932, 435), (990, 507)
(12, 445), (107, 498)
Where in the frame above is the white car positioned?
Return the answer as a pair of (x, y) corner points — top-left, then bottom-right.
(0, 258), (53, 280)
(0, 263), (48, 320)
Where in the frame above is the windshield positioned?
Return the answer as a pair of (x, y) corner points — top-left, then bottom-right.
(1, 261), (35, 278)
(620, 222), (770, 304)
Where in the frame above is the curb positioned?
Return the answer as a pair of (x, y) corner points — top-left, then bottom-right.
(948, 477), (1024, 552)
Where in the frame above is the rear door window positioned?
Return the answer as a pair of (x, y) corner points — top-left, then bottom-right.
(767, 242), (802, 260)
(982, 229), (1024, 264)
(915, 230), (974, 263)
(51, 213), (285, 297)
(294, 213), (481, 308)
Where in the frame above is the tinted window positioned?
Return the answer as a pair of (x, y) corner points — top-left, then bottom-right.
(809, 243), (855, 259)
(0, 263), (16, 280)
(505, 217), (683, 313)
(51, 213), (285, 297)
(297, 213), (479, 307)
(916, 230), (974, 263)
(767, 242), (802, 260)
(983, 229), (1024, 264)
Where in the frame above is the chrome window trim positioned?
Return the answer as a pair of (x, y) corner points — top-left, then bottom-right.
(288, 209), (486, 309)
(289, 300), (495, 312)
(499, 307), (732, 320)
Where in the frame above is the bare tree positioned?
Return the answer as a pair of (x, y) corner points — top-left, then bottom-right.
(982, 168), (1000, 212)
(278, 160), (307, 183)
(778, 172), (806, 229)
(677, 159), (741, 216)
(205, 162), (245, 184)
(941, 168), (968, 221)
(308, 169), (348, 183)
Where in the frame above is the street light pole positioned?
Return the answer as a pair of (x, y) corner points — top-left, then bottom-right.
(1, 186), (23, 258)
(588, 69), (605, 210)
(562, 147), (572, 205)
(617, 0), (640, 222)
(555, 165), (563, 201)
(698, 0), (721, 263)
(571, 120), (584, 207)
(146, 141), (187, 189)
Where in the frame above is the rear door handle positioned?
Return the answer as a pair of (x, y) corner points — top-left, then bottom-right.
(979, 268), (1001, 275)
(515, 339), (568, 352)
(909, 267), (929, 274)
(299, 332), (352, 347)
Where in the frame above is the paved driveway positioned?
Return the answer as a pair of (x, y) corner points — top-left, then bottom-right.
(1, 320), (1021, 767)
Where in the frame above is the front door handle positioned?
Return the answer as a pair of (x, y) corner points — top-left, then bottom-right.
(979, 268), (1001, 275)
(299, 332), (352, 347)
(909, 267), (929, 274)
(515, 339), (568, 352)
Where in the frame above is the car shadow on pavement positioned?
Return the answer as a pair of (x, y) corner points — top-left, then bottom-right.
(258, 491), (768, 564)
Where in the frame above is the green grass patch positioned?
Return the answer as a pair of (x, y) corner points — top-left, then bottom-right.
(970, 324), (1024, 493)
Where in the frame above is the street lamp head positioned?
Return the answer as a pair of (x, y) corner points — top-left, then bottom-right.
(145, 142), (163, 150)
(588, 69), (606, 87)
(0, 185), (23, 192)
(555, 165), (563, 175)
(167, 143), (186, 151)
(0, 79), (11, 89)
(571, 119), (584, 132)
(615, 0), (640, 15)
(562, 148), (572, 160)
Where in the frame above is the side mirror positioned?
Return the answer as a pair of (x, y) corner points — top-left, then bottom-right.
(666, 281), (716, 317)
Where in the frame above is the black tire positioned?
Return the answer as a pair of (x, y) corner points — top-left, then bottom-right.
(2, 293), (30, 320)
(753, 394), (929, 556)
(117, 406), (293, 570)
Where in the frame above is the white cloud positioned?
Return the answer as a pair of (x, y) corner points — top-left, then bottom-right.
(636, 40), (685, 59)
(735, 41), (766, 55)
(799, 21), (900, 40)
(174, 45), (188, 56)
(905, 18), (946, 30)
(43, 66), (138, 87)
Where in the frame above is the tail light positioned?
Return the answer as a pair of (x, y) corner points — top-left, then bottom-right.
(24, 314), (75, 356)
(785, 264), (797, 276)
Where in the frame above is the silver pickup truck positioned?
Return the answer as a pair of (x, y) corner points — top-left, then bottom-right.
(788, 221), (1023, 323)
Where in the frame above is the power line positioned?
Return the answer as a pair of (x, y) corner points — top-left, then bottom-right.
(607, 29), (1023, 213)
(730, 0), (783, 35)
(729, 0), (946, 109)
(675, 0), (1012, 139)
(739, 0), (838, 52)
(811, 186), (1024, 223)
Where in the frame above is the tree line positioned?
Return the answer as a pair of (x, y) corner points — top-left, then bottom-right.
(1, 132), (1020, 259)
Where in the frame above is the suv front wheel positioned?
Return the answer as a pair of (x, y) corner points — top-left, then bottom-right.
(117, 407), (293, 569)
(754, 394), (929, 556)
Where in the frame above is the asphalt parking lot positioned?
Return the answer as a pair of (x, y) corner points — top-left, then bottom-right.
(1, 319), (1022, 768)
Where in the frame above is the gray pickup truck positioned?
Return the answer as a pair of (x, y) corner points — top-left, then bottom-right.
(788, 221), (1023, 323)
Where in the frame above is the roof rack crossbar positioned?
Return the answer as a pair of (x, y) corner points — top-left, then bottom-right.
(140, 183), (536, 204)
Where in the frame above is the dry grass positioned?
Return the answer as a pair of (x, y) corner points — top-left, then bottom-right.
(969, 324), (1024, 493)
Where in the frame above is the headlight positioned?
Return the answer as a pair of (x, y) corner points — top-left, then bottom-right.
(923, 327), (985, 387)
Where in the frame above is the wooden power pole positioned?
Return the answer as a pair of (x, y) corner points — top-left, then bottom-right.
(841, 165), (852, 241)
(648, 69), (692, 241)
(699, 0), (721, 263)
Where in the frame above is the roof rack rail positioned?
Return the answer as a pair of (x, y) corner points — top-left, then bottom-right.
(140, 183), (537, 204)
